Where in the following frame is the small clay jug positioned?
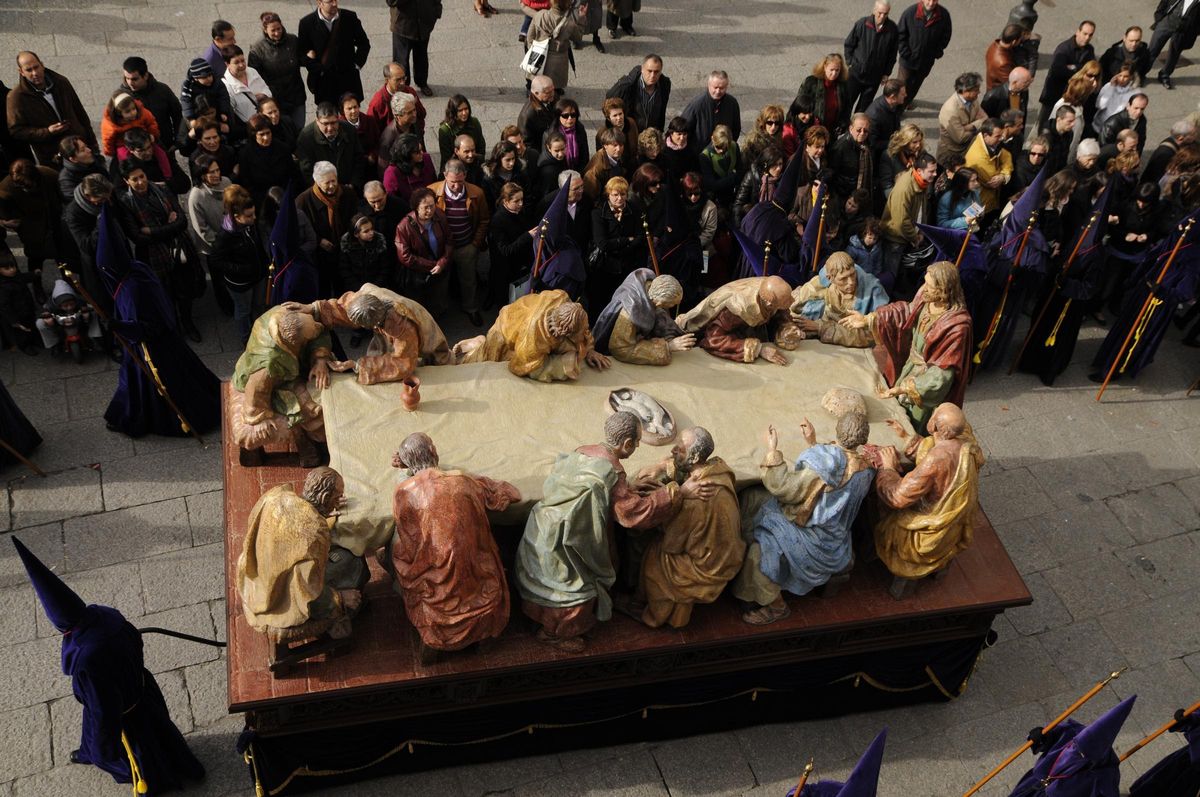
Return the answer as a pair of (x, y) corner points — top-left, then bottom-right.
(401, 376), (421, 411)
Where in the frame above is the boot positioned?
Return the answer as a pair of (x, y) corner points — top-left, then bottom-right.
(592, 32), (606, 53)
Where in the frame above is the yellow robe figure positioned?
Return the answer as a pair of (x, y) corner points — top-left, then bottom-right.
(874, 431), (985, 578)
(463, 289), (594, 381)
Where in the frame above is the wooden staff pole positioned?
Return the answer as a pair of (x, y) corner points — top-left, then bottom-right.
(1119, 700), (1200, 763)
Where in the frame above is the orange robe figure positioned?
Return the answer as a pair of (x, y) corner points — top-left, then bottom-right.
(311, 291), (423, 385)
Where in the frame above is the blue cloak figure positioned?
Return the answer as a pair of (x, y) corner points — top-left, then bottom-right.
(738, 150), (808, 285)
(750, 444), (875, 597)
(1008, 695), (1136, 797)
(1018, 181), (1114, 385)
(531, 181), (587, 300)
(1090, 207), (1200, 383)
(591, 267), (682, 356)
(916, 221), (988, 309)
(973, 165), (1050, 371)
(1129, 707), (1200, 797)
(11, 537), (205, 794)
(96, 207), (221, 438)
(787, 728), (887, 797)
(266, 182), (319, 308)
(792, 261), (890, 321)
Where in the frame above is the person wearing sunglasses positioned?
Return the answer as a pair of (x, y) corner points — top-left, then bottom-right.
(554, 97), (591, 171)
(741, 104), (785, 168)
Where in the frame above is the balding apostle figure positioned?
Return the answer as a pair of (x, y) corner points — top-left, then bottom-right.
(838, 260), (971, 434)
(873, 402), (984, 584)
(456, 288), (610, 381)
(592, 269), (695, 365)
(675, 275), (801, 365)
(388, 432), (521, 661)
(516, 412), (715, 652)
(232, 305), (333, 465)
(789, 251), (889, 347)
(635, 426), (744, 629)
(238, 467), (366, 645)
(733, 412), (875, 625)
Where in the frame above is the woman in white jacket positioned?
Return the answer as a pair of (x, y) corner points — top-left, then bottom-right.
(221, 46), (272, 125)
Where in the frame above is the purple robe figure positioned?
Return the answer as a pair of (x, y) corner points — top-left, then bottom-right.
(11, 537), (205, 794)
(738, 149), (807, 285)
(0, 379), (40, 469)
(1018, 181), (1114, 385)
(1129, 708), (1200, 797)
(973, 164), (1050, 371)
(917, 221), (987, 305)
(95, 207), (221, 438)
(1090, 207), (1200, 383)
(786, 728), (886, 797)
(1008, 695), (1136, 797)
(591, 267), (682, 355)
(267, 182), (319, 308)
(531, 181), (587, 300)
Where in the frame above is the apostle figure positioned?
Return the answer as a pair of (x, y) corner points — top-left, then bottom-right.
(675, 275), (801, 365)
(592, 269), (695, 366)
(387, 432), (521, 661)
(1009, 695), (1137, 797)
(457, 289), (611, 381)
(786, 728), (886, 797)
(95, 205), (221, 439)
(515, 411), (713, 651)
(238, 467), (366, 653)
(231, 305), (332, 465)
(733, 412), (874, 626)
(635, 426), (743, 629)
(839, 261), (971, 434)
(874, 403), (984, 583)
(11, 537), (205, 794)
(1129, 706), (1200, 797)
(789, 251), (890, 348)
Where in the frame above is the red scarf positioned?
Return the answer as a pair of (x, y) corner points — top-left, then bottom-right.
(912, 167), (930, 190)
(823, 79), (839, 130)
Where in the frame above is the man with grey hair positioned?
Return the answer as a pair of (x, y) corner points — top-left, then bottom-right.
(365, 61), (426, 133)
(429, 158), (490, 325)
(296, 102), (364, 188)
(375, 90), (422, 176)
(592, 269), (695, 365)
(733, 412), (876, 624)
(359, 179), (404, 242)
(635, 426), (743, 629)
(517, 411), (713, 651)
(387, 432), (521, 661)
(936, 72), (986, 165)
(295, 159), (357, 295)
(518, 75), (557, 157)
(843, 0), (899, 112)
(1140, 117), (1196, 186)
(680, 70), (741, 154)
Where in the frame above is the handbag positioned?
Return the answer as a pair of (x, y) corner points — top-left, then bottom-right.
(520, 13), (568, 76)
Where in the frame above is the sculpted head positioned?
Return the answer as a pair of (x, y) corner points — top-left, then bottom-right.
(922, 261), (965, 310)
(604, 411), (641, 460)
(836, 410), (870, 450)
(647, 274), (683, 310)
(757, 276), (793, 313)
(928, 403), (966, 440)
(824, 252), (858, 298)
(396, 432), (438, 472)
(345, 292), (391, 330)
(672, 426), (714, 472)
(301, 467), (344, 516)
(276, 310), (323, 349)
(546, 301), (586, 339)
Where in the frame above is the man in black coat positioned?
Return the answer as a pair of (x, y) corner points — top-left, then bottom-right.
(895, 0), (952, 108)
(605, 55), (671, 133)
(1043, 105), (1077, 176)
(865, 78), (906, 157)
(297, 0), (371, 106)
(1099, 26), (1152, 84)
(1147, 0), (1200, 89)
(295, 103), (365, 189)
(981, 66), (1031, 154)
(1141, 119), (1197, 186)
(1099, 93), (1149, 153)
(1037, 20), (1096, 130)
(829, 113), (874, 200)
(843, 1), (899, 113)
(118, 57), (183, 151)
(0, 80), (34, 174)
(518, 76), (558, 157)
(680, 70), (741, 155)
(387, 0), (441, 95)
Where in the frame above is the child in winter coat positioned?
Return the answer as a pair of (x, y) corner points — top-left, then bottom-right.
(846, 217), (887, 286)
(100, 91), (161, 158)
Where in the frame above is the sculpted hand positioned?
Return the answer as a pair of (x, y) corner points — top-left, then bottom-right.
(885, 418), (909, 440)
(310, 359), (331, 389)
(876, 384), (900, 400)
(278, 301), (308, 313)
(795, 317), (820, 334)
(798, 417), (816, 446)
(904, 434), (923, 459)
(391, 451), (404, 468)
(585, 350), (611, 370)
(765, 424), (778, 452)
(680, 477), (719, 501)
(839, 312), (868, 329)
(327, 360), (356, 373)
(878, 445), (900, 470)
(668, 333), (696, 352)
(760, 343), (788, 366)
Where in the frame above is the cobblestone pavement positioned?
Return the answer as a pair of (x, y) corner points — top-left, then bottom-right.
(0, 0), (1198, 794)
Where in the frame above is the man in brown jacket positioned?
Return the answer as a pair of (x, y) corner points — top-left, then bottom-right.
(935, 72), (986, 166)
(429, 158), (489, 325)
(6, 52), (96, 168)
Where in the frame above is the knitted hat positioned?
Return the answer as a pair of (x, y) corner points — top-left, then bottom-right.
(189, 58), (213, 79)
